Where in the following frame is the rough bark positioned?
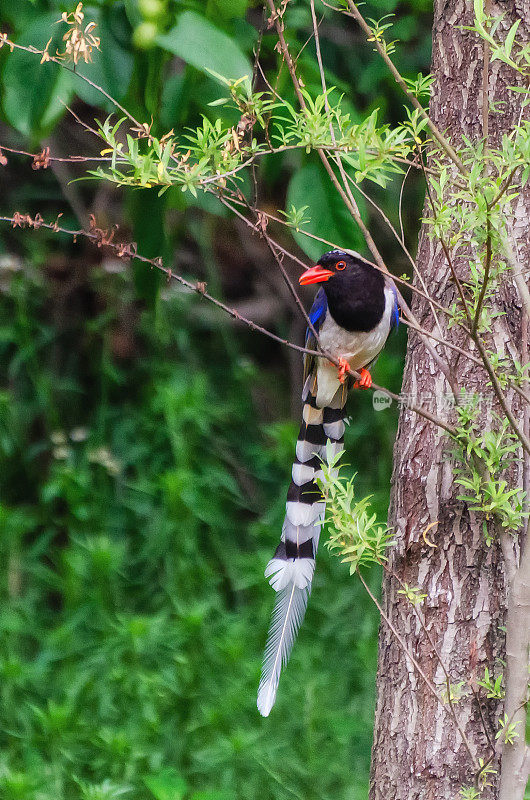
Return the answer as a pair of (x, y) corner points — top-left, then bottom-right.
(369, 2), (529, 798)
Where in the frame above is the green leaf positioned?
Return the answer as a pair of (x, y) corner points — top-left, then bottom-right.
(207, 0), (249, 20)
(157, 11), (252, 83)
(286, 163), (366, 261)
(1, 13), (75, 138)
(143, 769), (187, 800)
(474, 0), (485, 24)
(504, 20), (520, 59)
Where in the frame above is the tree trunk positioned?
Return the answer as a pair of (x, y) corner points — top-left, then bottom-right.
(369, 2), (529, 798)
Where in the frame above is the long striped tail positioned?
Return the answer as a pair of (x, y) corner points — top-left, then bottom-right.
(257, 375), (347, 716)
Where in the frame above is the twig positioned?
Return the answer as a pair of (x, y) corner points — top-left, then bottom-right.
(339, 162), (450, 353)
(384, 561), (497, 764)
(472, 209), (492, 336)
(4, 38), (144, 130)
(270, 0), (457, 390)
(399, 164), (411, 245)
(0, 211), (457, 435)
(0, 144), (112, 163)
(420, 146), (475, 328)
(221, 189), (464, 321)
(343, 0), (468, 176)
(356, 568), (479, 770)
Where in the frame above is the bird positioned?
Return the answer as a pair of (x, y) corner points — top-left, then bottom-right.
(257, 249), (399, 717)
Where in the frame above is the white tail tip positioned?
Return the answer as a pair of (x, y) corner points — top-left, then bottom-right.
(257, 680), (276, 717)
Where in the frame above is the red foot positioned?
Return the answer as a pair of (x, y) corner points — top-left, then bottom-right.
(337, 357), (350, 384)
(353, 368), (372, 390)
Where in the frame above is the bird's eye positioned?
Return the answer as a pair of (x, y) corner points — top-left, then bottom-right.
(336, 260), (346, 270)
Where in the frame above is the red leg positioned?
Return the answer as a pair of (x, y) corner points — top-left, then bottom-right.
(337, 357), (350, 384)
(353, 368), (372, 390)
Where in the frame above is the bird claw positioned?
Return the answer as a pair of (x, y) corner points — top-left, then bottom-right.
(353, 368), (372, 390)
(337, 357), (349, 384)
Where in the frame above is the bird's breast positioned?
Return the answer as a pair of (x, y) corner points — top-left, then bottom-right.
(314, 287), (394, 408)
(318, 286), (394, 368)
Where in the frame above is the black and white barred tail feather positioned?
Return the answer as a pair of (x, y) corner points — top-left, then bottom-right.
(257, 375), (347, 717)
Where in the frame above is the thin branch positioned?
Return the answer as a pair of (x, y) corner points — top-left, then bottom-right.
(343, 0), (468, 176)
(472, 169), (521, 340)
(3, 38), (144, 130)
(357, 568), (479, 770)
(259, 217), (322, 342)
(339, 161), (451, 354)
(0, 144), (112, 163)
(435, 227), (530, 453)
(420, 147), (475, 328)
(383, 561), (497, 764)
(399, 163), (411, 244)
(0, 212), (313, 357)
(420, 149), (530, 454)
(474, 333), (530, 455)
(223, 188), (468, 325)
(269, 0), (457, 390)
(0, 211), (457, 435)
(490, 166), (520, 209)
(472, 210), (492, 336)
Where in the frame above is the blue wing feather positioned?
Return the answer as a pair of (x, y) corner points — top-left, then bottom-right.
(303, 288), (327, 382)
(307, 288), (327, 339)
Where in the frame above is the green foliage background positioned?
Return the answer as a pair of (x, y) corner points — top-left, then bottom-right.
(0, 1), (431, 798)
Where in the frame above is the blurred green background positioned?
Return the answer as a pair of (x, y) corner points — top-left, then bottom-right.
(0, 1), (430, 798)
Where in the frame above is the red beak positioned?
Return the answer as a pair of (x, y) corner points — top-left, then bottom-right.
(299, 265), (334, 285)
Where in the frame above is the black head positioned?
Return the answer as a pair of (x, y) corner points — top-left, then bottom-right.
(299, 250), (386, 332)
(298, 250), (362, 286)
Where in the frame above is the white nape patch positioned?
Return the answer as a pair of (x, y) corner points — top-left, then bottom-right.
(296, 439), (321, 463)
(323, 420), (345, 440)
(302, 404), (323, 425)
(292, 462), (320, 486)
(264, 556), (315, 591)
(282, 517), (321, 545)
(286, 500), (325, 527)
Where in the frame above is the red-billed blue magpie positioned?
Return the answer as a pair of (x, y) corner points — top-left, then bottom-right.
(257, 250), (399, 716)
